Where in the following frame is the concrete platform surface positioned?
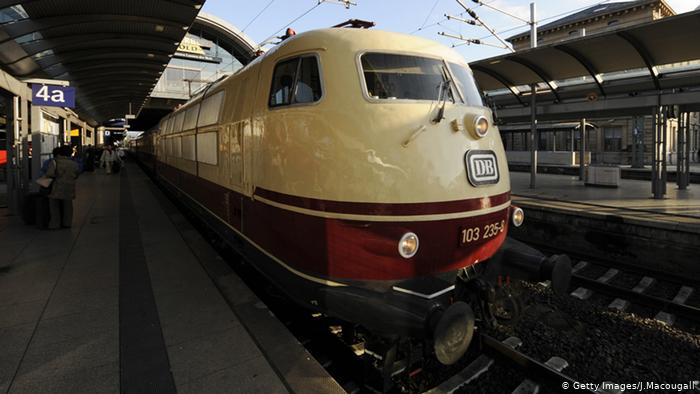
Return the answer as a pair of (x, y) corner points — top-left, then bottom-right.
(0, 163), (340, 394)
(510, 171), (700, 231)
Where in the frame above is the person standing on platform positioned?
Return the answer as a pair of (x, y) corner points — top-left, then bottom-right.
(99, 145), (121, 174)
(46, 145), (79, 229)
(83, 145), (95, 172)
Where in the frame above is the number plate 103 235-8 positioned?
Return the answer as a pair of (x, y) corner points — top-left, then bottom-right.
(459, 219), (506, 245)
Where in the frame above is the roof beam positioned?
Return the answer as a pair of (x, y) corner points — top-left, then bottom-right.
(0, 15), (189, 45)
(507, 56), (561, 102)
(0, 0), (204, 9)
(616, 31), (661, 90)
(554, 44), (606, 97)
(8, 37), (179, 67)
(470, 64), (525, 106)
(27, 49), (172, 76)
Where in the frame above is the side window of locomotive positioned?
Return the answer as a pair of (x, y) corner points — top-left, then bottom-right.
(293, 57), (322, 104)
(447, 62), (484, 106)
(361, 53), (454, 101)
(269, 56), (322, 107)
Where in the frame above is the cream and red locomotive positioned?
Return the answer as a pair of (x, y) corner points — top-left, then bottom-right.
(133, 27), (570, 365)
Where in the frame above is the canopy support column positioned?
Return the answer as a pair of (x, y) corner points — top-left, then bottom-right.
(579, 118), (586, 181)
(652, 105), (667, 199)
(529, 84), (537, 188)
(677, 112), (690, 190)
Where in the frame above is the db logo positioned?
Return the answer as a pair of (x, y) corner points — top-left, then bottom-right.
(465, 150), (499, 186)
(473, 158), (496, 177)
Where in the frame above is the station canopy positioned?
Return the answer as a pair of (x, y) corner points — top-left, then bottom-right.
(469, 9), (700, 103)
(0, 0), (205, 125)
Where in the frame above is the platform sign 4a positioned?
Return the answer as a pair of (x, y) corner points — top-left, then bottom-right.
(31, 84), (75, 108)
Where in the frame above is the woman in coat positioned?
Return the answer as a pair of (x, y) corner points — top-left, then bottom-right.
(46, 145), (80, 229)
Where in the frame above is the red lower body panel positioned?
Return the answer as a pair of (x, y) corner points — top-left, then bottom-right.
(156, 161), (509, 281)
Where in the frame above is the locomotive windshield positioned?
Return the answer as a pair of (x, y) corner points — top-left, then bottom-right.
(361, 53), (453, 101)
(360, 53), (482, 106)
(447, 62), (483, 106)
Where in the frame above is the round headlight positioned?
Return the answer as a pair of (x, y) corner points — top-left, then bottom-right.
(398, 232), (419, 258)
(474, 116), (489, 138)
(511, 206), (525, 227)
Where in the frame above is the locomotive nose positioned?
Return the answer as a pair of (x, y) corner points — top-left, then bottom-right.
(430, 301), (475, 365)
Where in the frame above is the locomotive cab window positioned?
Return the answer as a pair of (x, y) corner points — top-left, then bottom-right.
(269, 55), (322, 107)
(361, 53), (456, 102)
(447, 62), (483, 106)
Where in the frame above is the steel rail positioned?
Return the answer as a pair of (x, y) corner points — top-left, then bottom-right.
(571, 275), (700, 323)
(480, 334), (597, 393)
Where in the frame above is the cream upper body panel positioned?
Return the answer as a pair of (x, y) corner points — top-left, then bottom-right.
(250, 28), (509, 205)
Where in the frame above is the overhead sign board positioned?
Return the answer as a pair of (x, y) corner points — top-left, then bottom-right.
(32, 84), (75, 108)
(174, 36), (222, 64)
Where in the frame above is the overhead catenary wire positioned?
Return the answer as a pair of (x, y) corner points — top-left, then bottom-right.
(242, 0), (276, 33)
(473, 0), (614, 41)
(418, 0), (443, 31)
(455, 0), (514, 52)
(257, 2), (324, 48)
(256, 0), (356, 49)
(470, 0), (530, 24)
(436, 0), (615, 52)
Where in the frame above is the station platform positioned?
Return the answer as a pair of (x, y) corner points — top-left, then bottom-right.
(0, 163), (341, 394)
(508, 171), (700, 278)
(510, 171), (700, 228)
(508, 163), (700, 184)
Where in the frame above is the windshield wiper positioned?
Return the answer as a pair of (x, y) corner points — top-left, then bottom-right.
(432, 69), (454, 124)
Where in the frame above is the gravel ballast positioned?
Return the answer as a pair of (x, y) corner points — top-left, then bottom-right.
(466, 282), (700, 393)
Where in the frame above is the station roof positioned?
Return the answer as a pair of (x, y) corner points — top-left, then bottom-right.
(469, 9), (700, 103)
(0, 0), (205, 125)
(506, 0), (675, 43)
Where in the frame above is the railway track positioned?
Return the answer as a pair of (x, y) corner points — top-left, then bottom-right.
(568, 260), (700, 326)
(424, 334), (595, 394)
(530, 243), (700, 327)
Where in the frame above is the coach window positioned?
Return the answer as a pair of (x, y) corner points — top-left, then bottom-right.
(183, 104), (199, 130)
(173, 111), (185, 133)
(197, 132), (218, 165)
(269, 55), (322, 107)
(198, 91), (225, 127)
(164, 117), (173, 134)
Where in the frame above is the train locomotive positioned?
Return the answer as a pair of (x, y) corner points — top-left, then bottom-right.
(132, 27), (571, 366)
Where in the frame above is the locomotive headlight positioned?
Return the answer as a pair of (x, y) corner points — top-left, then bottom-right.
(398, 232), (419, 258)
(474, 116), (489, 138)
(511, 206), (525, 227)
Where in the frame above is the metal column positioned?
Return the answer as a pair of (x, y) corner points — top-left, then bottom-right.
(677, 112), (690, 190)
(579, 118), (586, 180)
(631, 116), (645, 168)
(528, 2), (537, 189)
(529, 86), (537, 188)
(651, 106), (667, 199)
(6, 96), (19, 213)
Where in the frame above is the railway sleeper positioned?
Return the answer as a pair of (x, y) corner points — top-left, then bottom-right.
(571, 268), (619, 300)
(511, 356), (569, 394)
(608, 275), (657, 312)
(654, 286), (695, 326)
(423, 336), (522, 394)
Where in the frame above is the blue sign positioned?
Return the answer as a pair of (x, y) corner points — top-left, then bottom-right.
(32, 84), (75, 108)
